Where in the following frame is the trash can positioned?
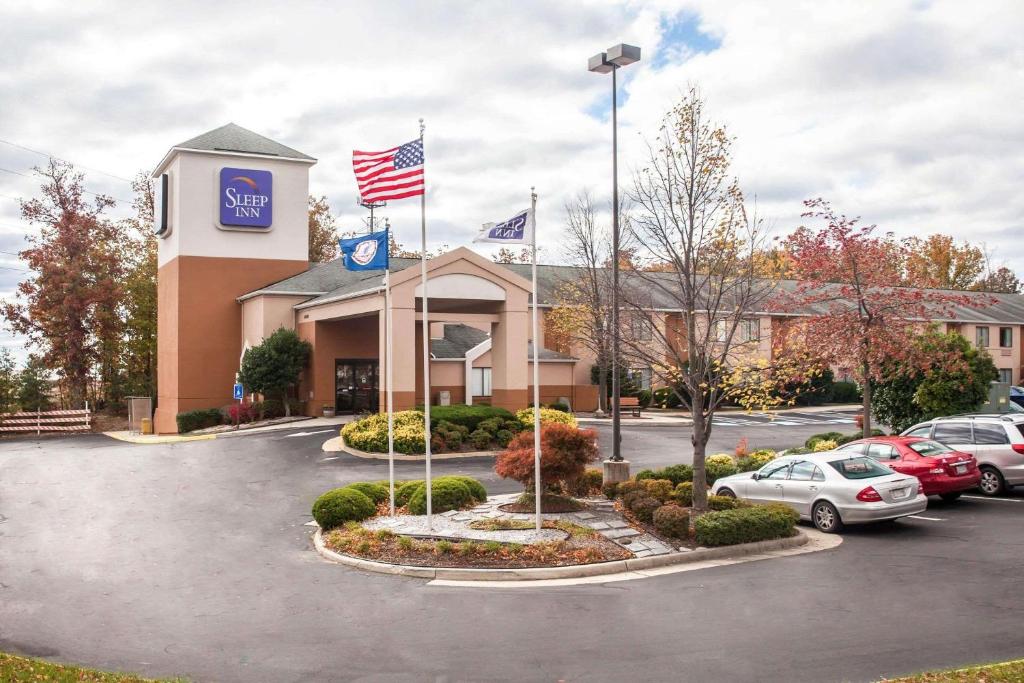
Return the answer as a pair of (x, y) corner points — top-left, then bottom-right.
(438, 390), (451, 406)
(140, 417), (153, 435)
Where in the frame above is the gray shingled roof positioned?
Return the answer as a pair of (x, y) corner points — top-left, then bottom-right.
(244, 255), (1024, 324)
(430, 324), (574, 361)
(175, 123), (315, 161)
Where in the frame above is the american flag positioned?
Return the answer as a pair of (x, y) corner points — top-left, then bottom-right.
(352, 139), (425, 202)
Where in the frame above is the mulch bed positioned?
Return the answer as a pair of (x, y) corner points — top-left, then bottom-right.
(498, 494), (585, 514)
(322, 525), (631, 569)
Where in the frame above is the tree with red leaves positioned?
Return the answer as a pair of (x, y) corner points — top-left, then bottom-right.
(495, 423), (599, 493)
(775, 199), (989, 436)
(2, 160), (126, 407)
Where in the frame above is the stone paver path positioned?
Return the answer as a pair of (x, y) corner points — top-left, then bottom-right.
(359, 493), (677, 557)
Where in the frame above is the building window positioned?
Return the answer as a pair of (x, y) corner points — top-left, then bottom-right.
(976, 326), (990, 348)
(630, 367), (653, 391)
(998, 368), (1013, 384)
(629, 312), (653, 341)
(1000, 327), (1013, 348)
(740, 318), (760, 343)
(471, 367), (492, 397)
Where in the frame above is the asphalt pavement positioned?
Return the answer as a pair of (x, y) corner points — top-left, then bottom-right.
(0, 418), (1022, 683)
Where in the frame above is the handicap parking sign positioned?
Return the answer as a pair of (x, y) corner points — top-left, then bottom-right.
(233, 383), (244, 400)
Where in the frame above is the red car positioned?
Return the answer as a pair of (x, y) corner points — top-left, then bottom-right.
(836, 436), (981, 502)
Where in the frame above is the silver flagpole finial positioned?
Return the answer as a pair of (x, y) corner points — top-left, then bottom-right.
(419, 118), (425, 136)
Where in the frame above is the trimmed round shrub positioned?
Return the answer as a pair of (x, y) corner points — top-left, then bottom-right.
(653, 505), (690, 538)
(635, 469), (658, 481)
(495, 429), (515, 447)
(805, 431), (843, 449)
(694, 505), (798, 547)
(430, 434), (446, 452)
(705, 454), (738, 484)
(582, 468), (604, 493)
(345, 482), (389, 504)
(515, 407), (578, 428)
(406, 478), (473, 515)
(661, 464), (694, 485)
(708, 494), (751, 511)
(341, 410), (426, 454)
(602, 481), (620, 499)
(812, 439), (838, 452)
(395, 480), (425, 507)
(477, 417), (502, 435)
(672, 481), (694, 506)
(617, 480), (642, 497)
(468, 429), (492, 450)
(442, 429), (464, 449)
(639, 478), (674, 502)
(312, 488), (376, 529)
(621, 490), (645, 511)
(436, 475), (487, 503)
(630, 495), (662, 523)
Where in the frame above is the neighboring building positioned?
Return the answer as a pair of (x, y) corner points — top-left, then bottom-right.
(152, 123), (1024, 433)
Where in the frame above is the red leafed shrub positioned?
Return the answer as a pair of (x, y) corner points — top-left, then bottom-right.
(854, 413), (864, 429)
(494, 423), (599, 491)
(223, 403), (255, 424)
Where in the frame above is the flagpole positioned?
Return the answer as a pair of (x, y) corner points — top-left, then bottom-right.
(386, 260), (395, 516)
(419, 118), (432, 530)
(530, 187), (541, 532)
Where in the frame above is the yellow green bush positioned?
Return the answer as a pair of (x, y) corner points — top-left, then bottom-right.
(516, 407), (577, 428)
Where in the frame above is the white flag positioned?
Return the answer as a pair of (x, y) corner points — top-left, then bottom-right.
(473, 207), (534, 244)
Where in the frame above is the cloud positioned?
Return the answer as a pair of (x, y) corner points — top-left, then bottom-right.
(0, 0), (1021, 360)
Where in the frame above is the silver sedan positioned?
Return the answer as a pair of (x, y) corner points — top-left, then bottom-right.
(710, 451), (927, 533)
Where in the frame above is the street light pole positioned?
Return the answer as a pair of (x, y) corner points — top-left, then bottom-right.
(589, 43), (640, 466)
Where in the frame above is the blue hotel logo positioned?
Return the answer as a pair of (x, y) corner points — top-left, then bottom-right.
(219, 167), (272, 228)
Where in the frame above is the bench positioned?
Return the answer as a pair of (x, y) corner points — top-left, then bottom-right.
(619, 396), (642, 417)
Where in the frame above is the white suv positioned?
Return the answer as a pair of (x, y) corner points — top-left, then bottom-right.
(902, 414), (1024, 496)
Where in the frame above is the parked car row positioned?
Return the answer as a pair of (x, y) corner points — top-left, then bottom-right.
(711, 412), (1023, 533)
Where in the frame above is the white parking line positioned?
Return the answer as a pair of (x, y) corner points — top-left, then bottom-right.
(961, 495), (1021, 503)
(908, 515), (945, 521)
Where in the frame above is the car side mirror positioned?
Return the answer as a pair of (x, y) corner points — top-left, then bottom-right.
(751, 472), (760, 480)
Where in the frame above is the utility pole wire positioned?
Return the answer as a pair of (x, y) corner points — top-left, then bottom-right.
(0, 138), (133, 183)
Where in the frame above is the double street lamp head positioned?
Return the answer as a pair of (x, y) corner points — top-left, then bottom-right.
(587, 43), (641, 73)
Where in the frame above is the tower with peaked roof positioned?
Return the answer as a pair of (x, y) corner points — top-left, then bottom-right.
(151, 123), (316, 432)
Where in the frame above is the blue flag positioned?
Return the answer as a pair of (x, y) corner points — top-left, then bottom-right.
(340, 229), (389, 270)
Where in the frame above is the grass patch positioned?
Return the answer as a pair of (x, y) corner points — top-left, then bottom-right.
(0, 652), (185, 682)
(466, 518), (597, 538)
(880, 659), (1024, 682)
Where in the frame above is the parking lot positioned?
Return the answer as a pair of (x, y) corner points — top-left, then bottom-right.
(0, 421), (1022, 682)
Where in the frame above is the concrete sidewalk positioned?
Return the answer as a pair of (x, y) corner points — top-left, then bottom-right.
(578, 403), (859, 426)
(105, 414), (355, 444)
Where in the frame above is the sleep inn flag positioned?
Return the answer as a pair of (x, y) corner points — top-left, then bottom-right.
(340, 230), (389, 271)
(473, 207), (534, 245)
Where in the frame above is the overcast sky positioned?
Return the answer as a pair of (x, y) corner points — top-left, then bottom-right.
(1, 0), (1022, 362)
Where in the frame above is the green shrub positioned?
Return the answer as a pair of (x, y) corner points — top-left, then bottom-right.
(639, 479), (674, 502)
(637, 389), (653, 408)
(602, 481), (619, 499)
(805, 431), (844, 449)
(635, 464), (693, 486)
(653, 505), (690, 538)
(516, 407), (578, 428)
(582, 468), (604, 493)
(176, 408), (222, 433)
(707, 494), (751, 511)
(672, 481), (694, 506)
(737, 450), (777, 472)
(441, 429), (463, 449)
(428, 404), (514, 431)
(468, 429), (492, 450)
(622, 490), (645, 510)
(630, 496), (662, 523)
(836, 429), (885, 445)
(395, 480), (425, 507)
(312, 488), (376, 529)
(831, 380), (862, 403)
(341, 410), (426, 453)
(694, 505), (798, 547)
(653, 386), (682, 409)
(546, 401), (571, 413)
(617, 480), (642, 497)
(495, 429), (514, 447)
(704, 454), (738, 484)
(406, 478), (473, 515)
(477, 417), (502, 435)
(344, 482), (389, 504)
(435, 475), (487, 503)
(784, 446), (813, 455)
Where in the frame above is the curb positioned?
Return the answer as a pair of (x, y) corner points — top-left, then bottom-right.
(313, 526), (810, 582)
(322, 436), (500, 461)
(103, 431), (218, 444)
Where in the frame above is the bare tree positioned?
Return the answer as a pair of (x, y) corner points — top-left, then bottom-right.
(545, 192), (615, 414)
(622, 89), (784, 511)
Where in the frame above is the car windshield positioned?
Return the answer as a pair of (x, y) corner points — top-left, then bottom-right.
(827, 456), (891, 479)
(908, 440), (954, 457)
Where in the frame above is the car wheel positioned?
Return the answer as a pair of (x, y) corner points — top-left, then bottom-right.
(978, 467), (1006, 496)
(812, 501), (844, 533)
(717, 487), (736, 498)
(939, 492), (962, 502)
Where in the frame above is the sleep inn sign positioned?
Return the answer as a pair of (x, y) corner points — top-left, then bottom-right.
(220, 167), (272, 228)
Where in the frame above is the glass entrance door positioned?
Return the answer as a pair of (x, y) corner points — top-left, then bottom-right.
(335, 360), (379, 413)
